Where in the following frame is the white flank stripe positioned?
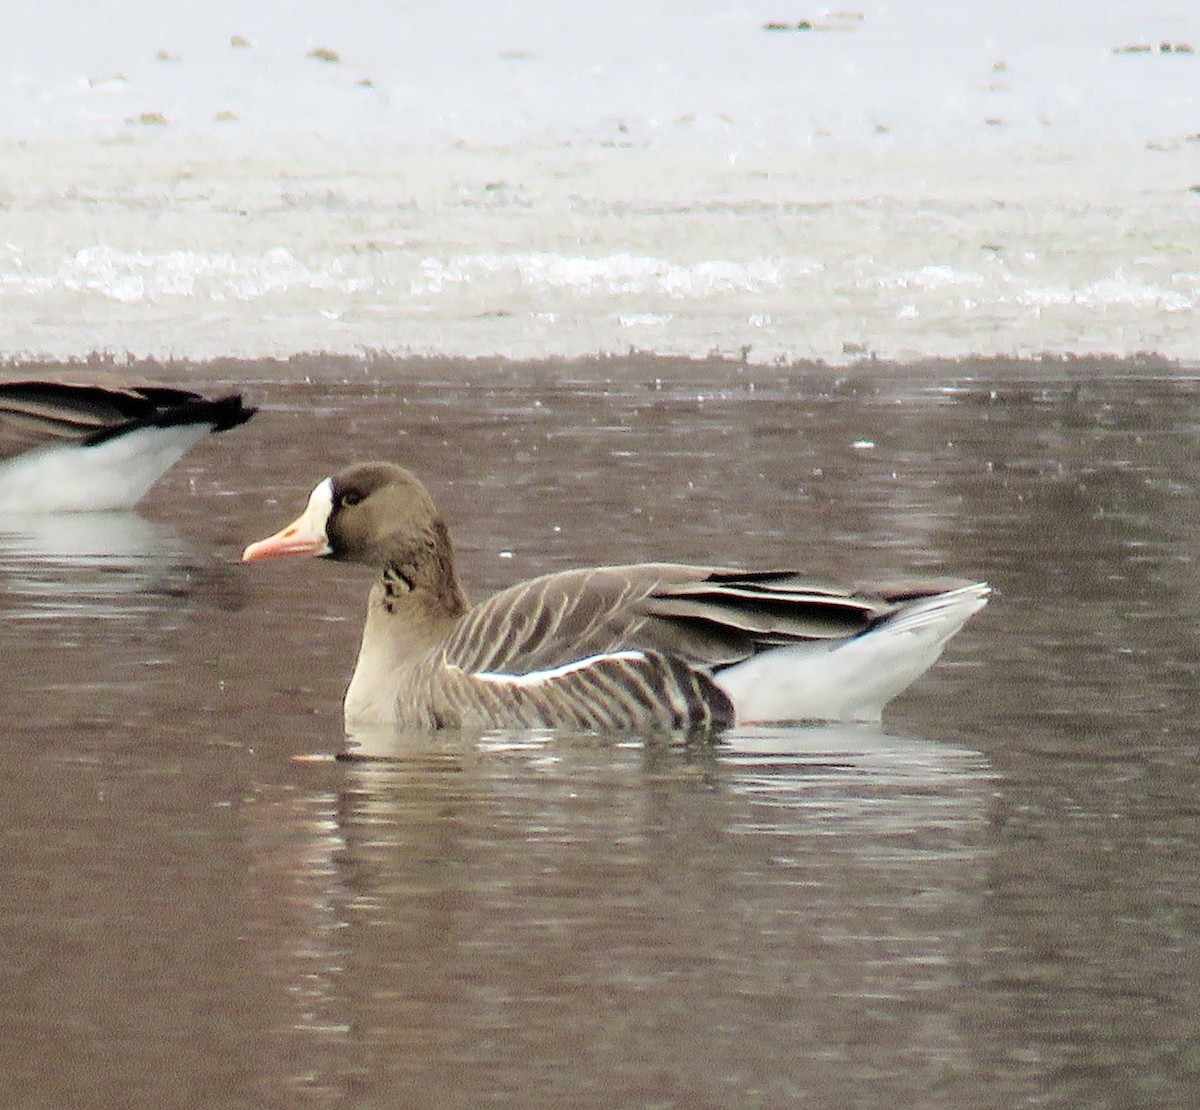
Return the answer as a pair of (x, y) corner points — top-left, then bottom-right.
(473, 650), (648, 688)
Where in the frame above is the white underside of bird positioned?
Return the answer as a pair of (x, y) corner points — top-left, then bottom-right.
(711, 582), (989, 722)
(0, 424), (214, 513)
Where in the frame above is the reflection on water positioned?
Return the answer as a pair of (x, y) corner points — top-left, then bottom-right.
(0, 512), (192, 620)
(250, 724), (993, 1106)
(1, 358), (1199, 1107)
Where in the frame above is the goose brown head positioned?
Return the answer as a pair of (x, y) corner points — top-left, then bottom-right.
(243, 462), (468, 609)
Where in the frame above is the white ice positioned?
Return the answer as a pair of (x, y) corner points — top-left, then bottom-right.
(0, 0), (1196, 365)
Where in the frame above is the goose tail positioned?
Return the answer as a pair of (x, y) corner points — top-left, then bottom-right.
(716, 582), (990, 724)
(80, 393), (256, 446)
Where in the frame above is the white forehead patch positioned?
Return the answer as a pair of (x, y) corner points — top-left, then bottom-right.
(301, 476), (335, 553)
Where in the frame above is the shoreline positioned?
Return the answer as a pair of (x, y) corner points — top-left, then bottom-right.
(3, 350), (1193, 387)
(2, 134), (1195, 369)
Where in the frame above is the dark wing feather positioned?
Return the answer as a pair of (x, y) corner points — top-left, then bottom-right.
(0, 380), (255, 460)
(441, 564), (970, 680)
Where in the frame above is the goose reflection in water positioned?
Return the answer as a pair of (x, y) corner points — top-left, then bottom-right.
(249, 720), (993, 1104)
(340, 716), (991, 806)
(0, 512), (196, 621)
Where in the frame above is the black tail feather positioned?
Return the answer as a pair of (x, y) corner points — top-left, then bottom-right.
(81, 394), (257, 447)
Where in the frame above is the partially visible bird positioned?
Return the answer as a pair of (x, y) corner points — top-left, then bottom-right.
(0, 378), (256, 512)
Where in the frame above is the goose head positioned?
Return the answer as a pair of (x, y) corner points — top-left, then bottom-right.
(243, 463), (463, 599)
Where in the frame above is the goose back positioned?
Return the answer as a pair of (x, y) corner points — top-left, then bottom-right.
(365, 565), (974, 732)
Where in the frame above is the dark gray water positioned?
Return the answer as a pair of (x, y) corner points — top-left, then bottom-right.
(1, 355), (1198, 1108)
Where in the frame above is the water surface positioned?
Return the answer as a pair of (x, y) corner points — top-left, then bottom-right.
(1, 355), (1197, 1107)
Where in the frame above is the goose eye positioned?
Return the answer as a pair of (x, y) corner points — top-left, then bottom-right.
(340, 490), (364, 508)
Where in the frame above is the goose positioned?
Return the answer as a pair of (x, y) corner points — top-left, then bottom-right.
(243, 462), (989, 732)
(0, 378), (256, 512)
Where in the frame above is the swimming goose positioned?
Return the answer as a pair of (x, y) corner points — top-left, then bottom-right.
(0, 378), (256, 512)
(243, 462), (989, 732)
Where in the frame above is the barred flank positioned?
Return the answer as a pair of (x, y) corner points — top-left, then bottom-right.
(434, 650), (733, 733)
